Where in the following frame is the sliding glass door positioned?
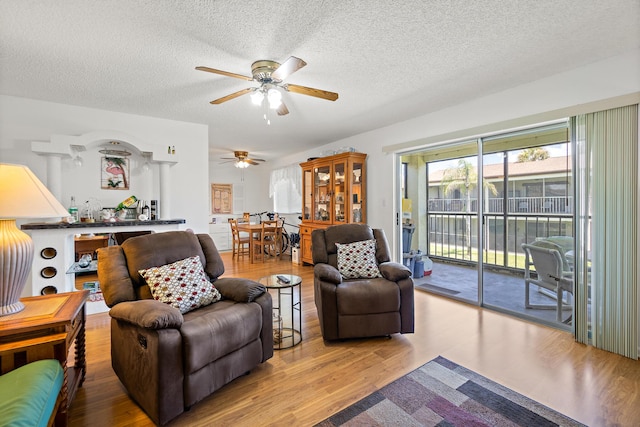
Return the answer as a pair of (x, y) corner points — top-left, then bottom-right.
(481, 125), (574, 328)
(402, 121), (575, 328)
(409, 140), (480, 304)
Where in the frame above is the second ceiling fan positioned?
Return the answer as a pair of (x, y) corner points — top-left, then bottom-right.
(221, 151), (265, 168)
(196, 56), (338, 117)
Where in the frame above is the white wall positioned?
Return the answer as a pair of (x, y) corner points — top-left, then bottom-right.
(0, 95), (210, 232)
(267, 49), (640, 258)
(208, 161), (272, 219)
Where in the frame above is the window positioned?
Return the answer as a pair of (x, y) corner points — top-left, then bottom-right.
(270, 166), (302, 213)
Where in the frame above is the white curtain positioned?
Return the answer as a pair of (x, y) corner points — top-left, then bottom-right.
(269, 165), (301, 213)
(574, 104), (638, 359)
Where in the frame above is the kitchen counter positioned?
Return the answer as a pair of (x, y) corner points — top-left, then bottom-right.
(22, 219), (186, 312)
(21, 219), (185, 230)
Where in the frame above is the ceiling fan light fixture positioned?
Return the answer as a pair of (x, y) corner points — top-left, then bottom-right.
(197, 56), (338, 117)
(267, 88), (282, 109)
(250, 90), (264, 106)
(221, 150), (265, 167)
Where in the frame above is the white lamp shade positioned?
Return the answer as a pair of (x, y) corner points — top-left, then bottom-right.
(0, 163), (69, 219)
(0, 164), (68, 316)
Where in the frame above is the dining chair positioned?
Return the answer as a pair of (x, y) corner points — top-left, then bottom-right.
(229, 219), (250, 258)
(270, 219), (284, 259)
(251, 220), (281, 263)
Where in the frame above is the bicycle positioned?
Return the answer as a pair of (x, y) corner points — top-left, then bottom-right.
(250, 212), (300, 256)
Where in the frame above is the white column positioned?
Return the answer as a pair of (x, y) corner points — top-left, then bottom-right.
(159, 162), (171, 219)
(45, 155), (63, 201)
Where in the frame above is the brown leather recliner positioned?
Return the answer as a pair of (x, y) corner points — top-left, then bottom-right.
(311, 224), (414, 340)
(97, 231), (273, 425)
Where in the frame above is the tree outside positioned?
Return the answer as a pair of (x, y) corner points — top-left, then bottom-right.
(517, 147), (550, 162)
(440, 159), (497, 256)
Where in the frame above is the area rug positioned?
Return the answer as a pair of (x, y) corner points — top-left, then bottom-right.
(314, 356), (585, 427)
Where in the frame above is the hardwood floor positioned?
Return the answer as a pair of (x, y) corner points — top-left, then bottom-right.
(68, 252), (640, 426)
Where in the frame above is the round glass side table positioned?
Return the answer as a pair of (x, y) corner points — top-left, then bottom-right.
(259, 274), (302, 349)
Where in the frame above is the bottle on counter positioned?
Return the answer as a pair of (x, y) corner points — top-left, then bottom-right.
(68, 196), (79, 223)
(150, 200), (158, 220)
(115, 195), (138, 212)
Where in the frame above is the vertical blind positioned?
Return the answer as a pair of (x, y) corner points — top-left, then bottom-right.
(574, 104), (638, 359)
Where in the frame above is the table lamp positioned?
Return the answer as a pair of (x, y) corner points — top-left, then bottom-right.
(0, 163), (69, 316)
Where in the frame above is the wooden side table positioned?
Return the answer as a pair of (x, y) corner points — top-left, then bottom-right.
(0, 290), (89, 427)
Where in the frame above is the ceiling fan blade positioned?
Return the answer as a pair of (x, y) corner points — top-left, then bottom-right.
(285, 84), (339, 101)
(210, 88), (253, 104)
(271, 56), (307, 81)
(276, 102), (289, 116)
(246, 157), (266, 162)
(195, 66), (253, 81)
(246, 160), (261, 166)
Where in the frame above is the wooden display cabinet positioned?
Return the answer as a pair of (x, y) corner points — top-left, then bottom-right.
(299, 152), (366, 264)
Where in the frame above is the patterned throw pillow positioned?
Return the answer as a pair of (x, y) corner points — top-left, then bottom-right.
(336, 239), (382, 279)
(139, 256), (221, 314)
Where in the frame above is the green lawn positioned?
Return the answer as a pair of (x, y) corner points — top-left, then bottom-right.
(429, 243), (528, 270)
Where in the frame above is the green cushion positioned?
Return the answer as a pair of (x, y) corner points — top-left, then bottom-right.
(0, 359), (63, 427)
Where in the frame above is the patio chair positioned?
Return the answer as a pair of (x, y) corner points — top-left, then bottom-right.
(533, 236), (573, 271)
(521, 243), (573, 322)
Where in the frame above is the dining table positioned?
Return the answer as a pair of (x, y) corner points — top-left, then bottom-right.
(235, 222), (282, 263)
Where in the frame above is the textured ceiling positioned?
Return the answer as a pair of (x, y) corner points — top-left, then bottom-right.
(1, 0), (639, 162)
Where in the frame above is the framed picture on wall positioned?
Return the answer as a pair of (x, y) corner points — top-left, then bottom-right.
(101, 157), (130, 190)
(211, 183), (233, 214)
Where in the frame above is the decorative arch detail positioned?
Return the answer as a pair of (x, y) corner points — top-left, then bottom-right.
(31, 130), (178, 164)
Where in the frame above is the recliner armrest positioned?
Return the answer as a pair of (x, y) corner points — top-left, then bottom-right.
(215, 277), (266, 302)
(314, 263), (342, 284)
(109, 300), (183, 329)
(379, 262), (412, 282)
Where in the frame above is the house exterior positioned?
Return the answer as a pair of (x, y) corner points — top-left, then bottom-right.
(424, 154), (573, 268)
(428, 155), (573, 214)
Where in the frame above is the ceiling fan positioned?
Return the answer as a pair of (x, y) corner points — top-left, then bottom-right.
(220, 151), (265, 168)
(196, 56), (338, 117)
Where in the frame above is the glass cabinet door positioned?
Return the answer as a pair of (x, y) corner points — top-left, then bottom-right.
(302, 168), (312, 221)
(314, 164), (331, 223)
(351, 161), (364, 223)
(333, 161), (346, 223)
